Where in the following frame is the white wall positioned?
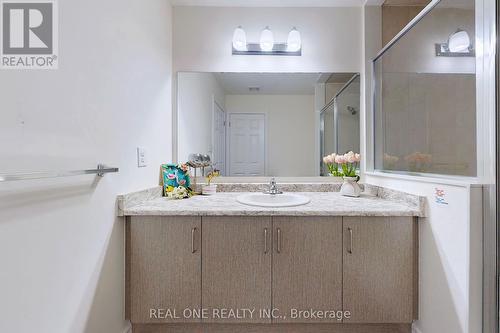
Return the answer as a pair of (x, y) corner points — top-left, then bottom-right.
(177, 72), (225, 163)
(364, 175), (483, 333)
(0, 0), (173, 332)
(225, 95), (316, 176)
(173, 6), (362, 73)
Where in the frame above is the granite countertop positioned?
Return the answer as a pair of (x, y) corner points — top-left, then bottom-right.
(117, 185), (425, 217)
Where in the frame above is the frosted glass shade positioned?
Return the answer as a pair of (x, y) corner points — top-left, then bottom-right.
(448, 30), (471, 53)
(232, 26), (247, 51)
(259, 27), (274, 52)
(287, 28), (301, 52)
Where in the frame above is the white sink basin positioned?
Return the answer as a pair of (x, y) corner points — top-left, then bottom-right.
(237, 193), (311, 208)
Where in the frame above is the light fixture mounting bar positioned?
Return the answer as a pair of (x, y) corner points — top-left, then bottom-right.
(232, 43), (301, 56)
(435, 43), (475, 57)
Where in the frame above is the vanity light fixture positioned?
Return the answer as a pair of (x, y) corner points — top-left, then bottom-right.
(287, 27), (301, 52)
(260, 26), (275, 52)
(231, 26), (302, 56)
(448, 30), (471, 52)
(232, 26), (247, 52)
(435, 29), (475, 57)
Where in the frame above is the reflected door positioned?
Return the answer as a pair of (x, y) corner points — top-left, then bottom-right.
(228, 113), (266, 176)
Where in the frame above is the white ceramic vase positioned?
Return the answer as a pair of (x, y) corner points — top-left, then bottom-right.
(340, 177), (361, 197)
(202, 184), (217, 195)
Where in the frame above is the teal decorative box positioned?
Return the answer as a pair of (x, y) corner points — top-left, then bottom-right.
(161, 163), (192, 197)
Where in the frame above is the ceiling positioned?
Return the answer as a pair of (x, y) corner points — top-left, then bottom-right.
(171, 0), (365, 7)
(214, 73), (357, 95)
(214, 73), (326, 95)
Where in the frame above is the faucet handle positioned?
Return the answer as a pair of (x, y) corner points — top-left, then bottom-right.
(265, 177), (282, 195)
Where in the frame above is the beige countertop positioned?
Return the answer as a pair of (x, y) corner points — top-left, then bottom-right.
(117, 186), (425, 217)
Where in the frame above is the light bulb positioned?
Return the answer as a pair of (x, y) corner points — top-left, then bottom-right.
(232, 26), (247, 51)
(448, 30), (471, 53)
(260, 26), (274, 52)
(287, 27), (301, 52)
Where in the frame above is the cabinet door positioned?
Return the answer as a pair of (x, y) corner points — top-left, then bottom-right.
(343, 217), (417, 323)
(272, 216), (343, 323)
(202, 216), (272, 323)
(128, 216), (201, 323)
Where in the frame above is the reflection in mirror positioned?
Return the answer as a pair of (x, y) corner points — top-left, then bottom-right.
(320, 74), (360, 176)
(374, 0), (476, 177)
(177, 72), (360, 177)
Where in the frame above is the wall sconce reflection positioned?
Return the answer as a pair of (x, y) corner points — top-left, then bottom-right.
(435, 29), (475, 57)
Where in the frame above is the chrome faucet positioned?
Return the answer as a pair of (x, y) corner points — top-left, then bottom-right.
(264, 177), (283, 195)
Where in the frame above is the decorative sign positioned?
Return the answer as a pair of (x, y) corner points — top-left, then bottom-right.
(435, 188), (449, 205)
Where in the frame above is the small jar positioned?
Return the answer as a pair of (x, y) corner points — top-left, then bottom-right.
(202, 184), (217, 195)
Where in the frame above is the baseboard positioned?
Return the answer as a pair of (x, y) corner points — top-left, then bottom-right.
(132, 323), (412, 333)
(412, 324), (423, 333)
(123, 321), (132, 333)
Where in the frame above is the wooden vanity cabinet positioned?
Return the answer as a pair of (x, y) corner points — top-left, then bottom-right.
(127, 216), (202, 323)
(126, 215), (418, 328)
(272, 216), (343, 323)
(343, 216), (418, 323)
(202, 216), (272, 323)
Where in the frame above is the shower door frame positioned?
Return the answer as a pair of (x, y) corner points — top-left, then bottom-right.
(493, 1), (500, 332)
(483, 0), (499, 332)
(319, 73), (360, 175)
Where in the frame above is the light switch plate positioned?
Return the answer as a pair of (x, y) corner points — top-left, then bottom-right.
(137, 147), (148, 167)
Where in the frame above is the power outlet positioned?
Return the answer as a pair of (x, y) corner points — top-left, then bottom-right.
(137, 147), (148, 167)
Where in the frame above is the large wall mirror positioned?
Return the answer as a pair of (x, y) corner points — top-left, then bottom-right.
(176, 72), (360, 178)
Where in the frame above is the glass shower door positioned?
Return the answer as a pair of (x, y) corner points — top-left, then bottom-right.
(320, 102), (335, 176)
(335, 75), (360, 155)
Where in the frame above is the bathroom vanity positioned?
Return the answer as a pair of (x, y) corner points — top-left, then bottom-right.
(118, 185), (424, 333)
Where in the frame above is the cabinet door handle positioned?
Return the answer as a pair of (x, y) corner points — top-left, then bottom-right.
(277, 228), (282, 253)
(347, 227), (353, 254)
(264, 228), (269, 254)
(191, 227), (198, 253)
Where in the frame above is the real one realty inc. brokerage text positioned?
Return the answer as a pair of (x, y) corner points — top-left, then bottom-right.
(149, 308), (352, 321)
